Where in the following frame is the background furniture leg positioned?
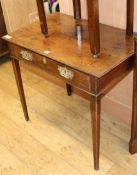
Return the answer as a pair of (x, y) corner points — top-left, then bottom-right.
(66, 83), (72, 96)
(36, 0), (48, 36)
(11, 58), (29, 121)
(72, 0), (81, 20)
(129, 39), (137, 154)
(126, 0), (134, 35)
(87, 0), (100, 57)
(90, 95), (101, 170)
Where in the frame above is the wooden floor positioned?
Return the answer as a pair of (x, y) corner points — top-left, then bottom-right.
(0, 59), (137, 175)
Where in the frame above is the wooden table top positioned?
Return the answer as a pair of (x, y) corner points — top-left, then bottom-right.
(3, 13), (135, 78)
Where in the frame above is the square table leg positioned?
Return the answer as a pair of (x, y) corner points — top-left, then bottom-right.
(11, 58), (29, 121)
(129, 39), (137, 154)
(129, 86), (137, 154)
(66, 83), (72, 96)
(91, 95), (101, 170)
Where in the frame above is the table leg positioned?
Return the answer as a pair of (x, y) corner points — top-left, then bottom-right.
(129, 91), (137, 154)
(90, 95), (101, 170)
(129, 39), (137, 154)
(66, 83), (72, 96)
(11, 58), (29, 121)
(129, 73), (137, 153)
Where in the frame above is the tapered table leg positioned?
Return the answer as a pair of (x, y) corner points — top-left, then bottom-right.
(90, 95), (101, 170)
(66, 83), (72, 96)
(11, 58), (29, 121)
(129, 39), (137, 154)
(129, 89), (137, 154)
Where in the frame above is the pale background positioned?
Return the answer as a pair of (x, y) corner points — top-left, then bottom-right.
(1, 0), (137, 123)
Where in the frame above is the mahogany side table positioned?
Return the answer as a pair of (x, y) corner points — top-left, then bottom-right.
(2, 13), (137, 171)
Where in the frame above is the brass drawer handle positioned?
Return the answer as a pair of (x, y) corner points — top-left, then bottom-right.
(20, 50), (33, 61)
(58, 66), (74, 80)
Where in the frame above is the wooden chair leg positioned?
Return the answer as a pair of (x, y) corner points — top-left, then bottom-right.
(129, 39), (137, 154)
(66, 83), (72, 96)
(126, 0), (134, 35)
(36, 0), (48, 36)
(72, 0), (81, 20)
(90, 95), (101, 170)
(87, 0), (100, 57)
(11, 58), (29, 121)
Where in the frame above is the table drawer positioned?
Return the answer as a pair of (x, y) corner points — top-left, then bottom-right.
(9, 44), (91, 92)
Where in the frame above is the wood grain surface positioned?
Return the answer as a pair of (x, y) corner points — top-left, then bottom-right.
(2, 13), (136, 77)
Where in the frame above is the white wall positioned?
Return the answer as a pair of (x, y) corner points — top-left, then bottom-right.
(1, 0), (37, 33)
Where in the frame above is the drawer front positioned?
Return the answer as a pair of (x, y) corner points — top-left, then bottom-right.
(9, 44), (91, 92)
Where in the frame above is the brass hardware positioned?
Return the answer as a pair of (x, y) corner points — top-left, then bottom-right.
(58, 66), (74, 80)
(43, 58), (47, 64)
(20, 50), (33, 61)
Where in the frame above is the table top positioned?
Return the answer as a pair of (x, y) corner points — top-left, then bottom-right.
(3, 13), (135, 78)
